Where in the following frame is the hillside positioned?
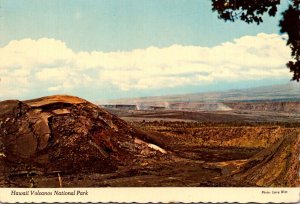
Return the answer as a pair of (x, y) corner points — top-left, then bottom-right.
(108, 83), (300, 104)
(0, 95), (298, 187)
(0, 95), (166, 176)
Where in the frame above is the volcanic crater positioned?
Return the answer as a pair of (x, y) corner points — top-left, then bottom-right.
(0, 95), (299, 187)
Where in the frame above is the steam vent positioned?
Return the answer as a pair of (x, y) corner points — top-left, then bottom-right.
(0, 95), (299, 187)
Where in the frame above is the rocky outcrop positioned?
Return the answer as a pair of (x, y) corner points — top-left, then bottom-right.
(0, 95), (166, 175)
(141, 121), (300, 187)
(204, 132), (300, 187)
(142, 122), (298, 149)
(231, 133), (300, 187)
(225, 101), (300, 112)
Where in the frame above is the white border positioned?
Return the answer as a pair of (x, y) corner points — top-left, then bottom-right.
(0, 187), (299, 203)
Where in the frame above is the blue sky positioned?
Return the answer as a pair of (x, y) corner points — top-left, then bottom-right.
(0, 0), (296, 101)
(1, 0), (287, 51)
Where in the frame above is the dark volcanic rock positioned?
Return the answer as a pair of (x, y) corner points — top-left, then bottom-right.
(0, 95), (164, 175)
(231, 133), (300, 187)
(204, 132), (300, 187)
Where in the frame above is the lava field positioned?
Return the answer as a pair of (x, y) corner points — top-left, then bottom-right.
(0, 95), (299, 187)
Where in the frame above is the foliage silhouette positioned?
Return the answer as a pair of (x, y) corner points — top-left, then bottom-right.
(212, 0), (300, 81)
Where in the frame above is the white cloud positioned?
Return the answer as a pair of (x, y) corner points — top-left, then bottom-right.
(0, 33), (292, 99)
(35, 67), (70, 82)
(48, 86), (61, 92)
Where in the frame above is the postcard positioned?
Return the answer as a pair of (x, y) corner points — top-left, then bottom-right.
(0, 0), (299, 203)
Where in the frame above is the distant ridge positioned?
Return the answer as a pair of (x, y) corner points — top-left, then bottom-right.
(107, 83), (300, 104)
